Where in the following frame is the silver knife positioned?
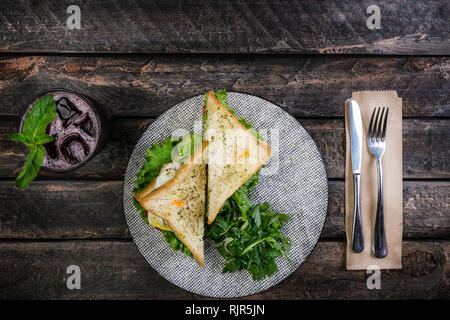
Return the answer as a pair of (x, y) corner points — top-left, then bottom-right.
(350, 100), (364, 253)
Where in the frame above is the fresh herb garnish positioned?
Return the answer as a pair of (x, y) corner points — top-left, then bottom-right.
(206, 186), (291, 280)
(9, 95), (56, 190)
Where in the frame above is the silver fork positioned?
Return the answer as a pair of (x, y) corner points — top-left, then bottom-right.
(367, 107), (389, 258)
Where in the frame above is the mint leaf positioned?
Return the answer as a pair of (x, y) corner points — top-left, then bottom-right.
(15, 145), (45, 190)
(22, 95), (56, 143)
(10, 94), (56, 190)
(9, 133), (34, 146)
(34, 135), (54, 145)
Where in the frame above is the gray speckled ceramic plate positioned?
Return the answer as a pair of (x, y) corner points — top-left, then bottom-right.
(123, 92), (328, 298)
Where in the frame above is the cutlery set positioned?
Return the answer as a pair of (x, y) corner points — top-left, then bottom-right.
(349, 100), (390, 258)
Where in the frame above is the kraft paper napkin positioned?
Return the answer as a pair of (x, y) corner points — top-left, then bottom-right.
(345, 91), (403, 270)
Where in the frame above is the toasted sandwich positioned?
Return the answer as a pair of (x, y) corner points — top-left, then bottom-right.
(134, 140), (208, 267)
(204, 91), (271, 224)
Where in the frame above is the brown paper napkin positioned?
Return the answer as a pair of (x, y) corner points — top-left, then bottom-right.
(345, 91), (403, 270)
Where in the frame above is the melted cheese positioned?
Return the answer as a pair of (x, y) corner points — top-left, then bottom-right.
(147, 162), (181, 231)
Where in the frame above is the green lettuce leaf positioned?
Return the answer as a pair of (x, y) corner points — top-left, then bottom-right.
(172, 133), (202, 161)
(162, 230), (193, 258)
(213, 89), (230, 108)
(133, 138), (175, 195)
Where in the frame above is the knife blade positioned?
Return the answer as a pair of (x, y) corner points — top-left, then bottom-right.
(349, 100), (364, 253)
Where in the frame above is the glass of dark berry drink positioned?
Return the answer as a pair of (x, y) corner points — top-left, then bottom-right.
(18, 89), (108, 172)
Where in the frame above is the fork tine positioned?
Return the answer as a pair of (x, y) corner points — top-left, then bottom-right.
(368, 108), (376, 141)
(373, 107), (381, 140)
(376, 107), (385, 140)
(381, 108), (389, 140)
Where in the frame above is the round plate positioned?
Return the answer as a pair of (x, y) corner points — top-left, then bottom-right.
(123, 92), (328, 298)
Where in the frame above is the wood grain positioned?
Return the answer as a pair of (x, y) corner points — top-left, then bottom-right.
(0, 56), (448, 117)
(2, 118), (448, 180)
(0, 0), (448, 301)
(0, 240), (448, 299)
(0, 0), (448, 54)
(0, 180), (448, 239)
(323, 181), (450, 239)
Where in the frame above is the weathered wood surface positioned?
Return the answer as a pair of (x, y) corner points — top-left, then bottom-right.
(324, 181), (450, 239)
(2, 118), (448, 180)
(0, 241), (448, 299)
(0, 56), (449, 117)
(1, 0), (449, 55)
(0, 1), (448, 300)
(0, 180), (448, 239)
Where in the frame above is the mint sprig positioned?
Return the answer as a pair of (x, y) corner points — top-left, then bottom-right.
(9, 95), (56, 190)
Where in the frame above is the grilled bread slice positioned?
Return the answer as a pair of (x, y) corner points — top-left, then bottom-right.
(204, 91), (271, 224)
(135, 142), (208, 267)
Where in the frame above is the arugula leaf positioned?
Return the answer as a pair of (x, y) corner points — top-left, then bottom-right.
(231, 185), (252, 217)
(243, 171), (259, 193)
(207, 200), (290, 280)
(9, 95), (56, 190)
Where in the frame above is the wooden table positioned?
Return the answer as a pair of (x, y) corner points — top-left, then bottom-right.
(0, 0), (448, 299)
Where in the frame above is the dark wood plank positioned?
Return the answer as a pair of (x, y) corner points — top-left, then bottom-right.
(0, 181), (126, 239)
(0, 56), (449, 117)
(0, 0), (448, 54)
(2, 118), (448, 180)
(324, 181), (450, 239)
(0, 180), (448, 239)
(0, 240), (448, 299)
